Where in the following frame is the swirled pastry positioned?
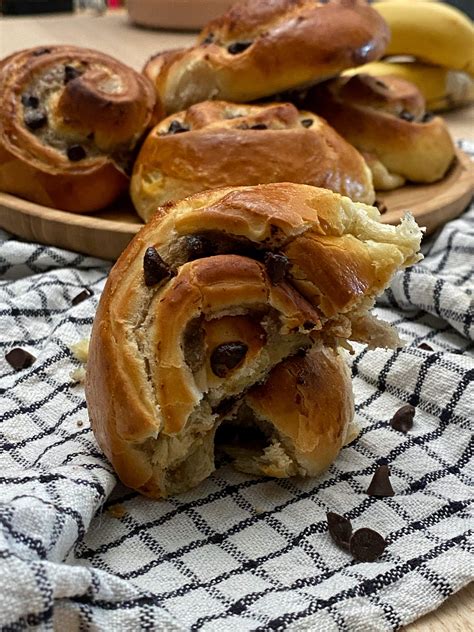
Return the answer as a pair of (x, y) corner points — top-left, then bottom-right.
(130, 100), (375, 221)
(0, 45), (156, 212)
(298, 74), (456, 190)
(143, 0), (389, 114)
(86, 183), (422, 498)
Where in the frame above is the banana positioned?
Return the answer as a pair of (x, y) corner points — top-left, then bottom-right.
(343, 61), (474, 111)
(373, 1), (474, 73)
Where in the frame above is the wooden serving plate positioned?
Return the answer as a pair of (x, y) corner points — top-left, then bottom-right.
(0, 148), (472, 261)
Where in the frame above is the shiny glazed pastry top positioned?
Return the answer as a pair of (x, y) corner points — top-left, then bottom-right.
(86, 183), (423, 498)
(0, 45), (156, 212)
(130, 100), (375, 221)
(143, 0), (390, 114)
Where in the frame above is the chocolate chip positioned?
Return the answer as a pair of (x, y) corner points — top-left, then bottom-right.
(202, 33), (214, 44)
(143, 246), (173, 287)
(301, 119), (313, 128)
(418, 342), (434, 351)
(250, 123), (267, 130)
(399, 110), (415, 122)
(72, 288), (93, 305)
(227, 41), (252, 55)
(5, 348), (36, 371)
(422, 111), (435, 123)
(21, 94), (39, 108)
(367, 464), (395, 497)
(167, 120), (189, 134)
(374, 199), (388, 215)
(32, 48), (51, 56)
(390, 404), (415, 432)
(210, 342), (248, 378)
(264, 252), (290, 284)
(185, 235), (214, 261)
(67, 145), (86, 161)
(64, 65), (80, 84)
(303, 321), (316, 330)
(327, 512), (352, 550)
(350, 528), (386, 562)
(24, 110), (47, 131)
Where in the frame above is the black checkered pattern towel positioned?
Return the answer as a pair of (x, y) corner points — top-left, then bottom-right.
(1, 142), (473, 631)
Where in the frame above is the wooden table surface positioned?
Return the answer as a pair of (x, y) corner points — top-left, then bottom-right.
(0, 10), (472, 631)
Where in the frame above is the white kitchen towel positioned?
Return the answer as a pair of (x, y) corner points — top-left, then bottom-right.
(0, 142), (472, 631)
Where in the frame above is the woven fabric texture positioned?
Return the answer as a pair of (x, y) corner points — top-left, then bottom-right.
(0, 142), (473, 631)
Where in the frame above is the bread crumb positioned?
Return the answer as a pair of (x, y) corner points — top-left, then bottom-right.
(70, 366), (86, 384)
(108, 504), (126, 519)
(76, 420), (84, 428)
(70, 338), (89, 363)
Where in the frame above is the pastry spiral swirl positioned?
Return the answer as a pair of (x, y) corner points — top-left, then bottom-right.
(86, 183), (422, 498)
(130, 100), (375, 221)
(0, 45), (156, 212)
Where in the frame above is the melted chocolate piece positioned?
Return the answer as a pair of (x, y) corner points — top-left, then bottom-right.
(399, 110), (415, 122)
(250, 123), (267, 130)
(374, 199), (388, 215)
(143, 246), (173, 287)
(227, 41), (252, 55)
(6, 348), (36, 371)
(64, 65), (81, 84)
(264, 252), (290, 284)
(301, 119), (313, 128)
(72, 288), (93, 306)
(350, 528), (386, 562)
(303, 321), (316, 330)
(185, 235), (215, 261)
(390, 404), (415, 432)
(21, 94), (39, 109)
(67, 145), (87, 161)
(167, 120), (189, 135)
(210, 342), (248, 377)
(24, 110), (47, 131)
(327, 512), (352, 550)
(367, 464), (395, 497)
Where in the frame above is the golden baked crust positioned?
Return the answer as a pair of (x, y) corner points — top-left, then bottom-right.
(0, 45), (156, 212)
(130, 100), (375, 221)
(86, 183), (422, 498)
(299, 74), (455, 189)
(143, 0), (389, 114)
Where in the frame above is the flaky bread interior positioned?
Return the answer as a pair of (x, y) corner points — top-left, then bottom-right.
(86, 183), (422, 498)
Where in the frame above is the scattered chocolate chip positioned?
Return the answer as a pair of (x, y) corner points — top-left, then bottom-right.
(21, 94), (39, 108)
(185, 235), (214, 261)
(367, 464), (395, 497)
(250, 123), (267, 130)
(202, 33), (214, 44)
(264, 252), (290, 284)
(5, 347), (36, 371)
(374, 199), (388, 215)
(327, 512), (352, 550)
(350, 528), (386, 562)
(64, 65), (80, 84)
(399, 110), (415, 122)
(301, 118), (313, 128)
(422, 111), (435, 123)
(24, 110), (47, 131)
(167, 120), (189, 135)
(227, 41), (252, 55)
(143, 246), (173, 287)
(67, 145), (86, 161)
(72, 288), (93, 305)
(418, 342), (434, 351)
(32, 48), (51, 56)
(390, 403), (415, 432)
(210, 342), (248, 378)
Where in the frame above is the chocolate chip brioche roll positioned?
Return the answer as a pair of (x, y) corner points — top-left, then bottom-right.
(130, 100), (375, 221)
(86, 183), (422, 498)
(0, 45), (156, 212)
(143, 0), (389, 114)
(299, 74), (455, 190)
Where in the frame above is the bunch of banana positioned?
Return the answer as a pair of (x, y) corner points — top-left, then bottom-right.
(344, 1), (474, 111)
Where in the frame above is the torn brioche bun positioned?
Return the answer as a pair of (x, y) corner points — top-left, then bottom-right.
(86, 183), (422, 498)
